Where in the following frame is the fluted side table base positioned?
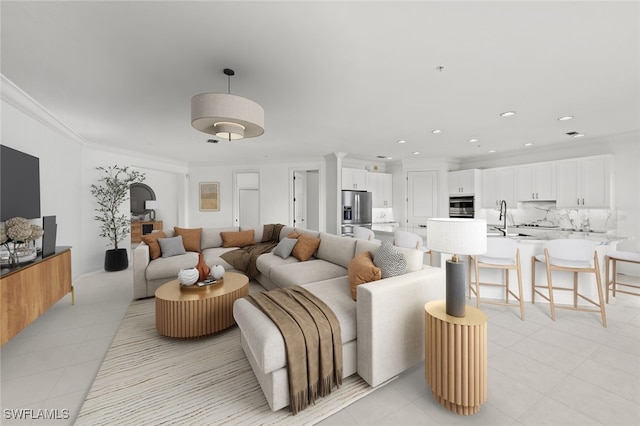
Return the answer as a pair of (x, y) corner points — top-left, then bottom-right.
(425, 300), (488, 415)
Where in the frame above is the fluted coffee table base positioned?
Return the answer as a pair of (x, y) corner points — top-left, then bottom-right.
(155, 272), (249, 338)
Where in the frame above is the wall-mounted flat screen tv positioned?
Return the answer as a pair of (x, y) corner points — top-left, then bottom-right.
(1, 145), (41, 221)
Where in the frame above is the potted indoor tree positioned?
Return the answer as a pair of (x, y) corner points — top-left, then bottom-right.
(91, 165), (145, 271)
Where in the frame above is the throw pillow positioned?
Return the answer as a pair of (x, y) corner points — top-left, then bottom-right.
(287, 231), (300, 239)
(291, 233), (321, 262)
(174, 227), (202, 252)
(141, 231), (167, 260)
(348, 251), (382, 300)
(158, 235), (187, 258)
(373, 241), (407, 278)
(273, 238), (298, 259)
(221, 229), (256, 248)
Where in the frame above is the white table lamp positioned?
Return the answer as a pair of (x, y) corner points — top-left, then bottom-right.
(145, 200), (158, 220)
(427, 218), (487, 317)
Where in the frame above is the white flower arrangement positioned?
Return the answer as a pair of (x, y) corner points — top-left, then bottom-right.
(0, 217), (44, 266)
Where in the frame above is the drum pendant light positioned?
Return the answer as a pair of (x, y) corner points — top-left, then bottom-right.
(191, 68), (264, 141)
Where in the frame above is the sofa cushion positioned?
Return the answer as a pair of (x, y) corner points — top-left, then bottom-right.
(374, 241), (407, 278)
(303, 277), (357, 344)
(256, 253), (300, 280)
(291, 233), (321, 262)
(316, 233), (357, 269)
(270, 260), (347, 288)
(141, 231), (167, 260)
(201, 227), (239, 250)
(347, 251), (381, 300)
(158, 236), (187, 257)
(202, 247), (239, 270)
(146, 252), (198, 280)
(174, 227), (202, 252)
(273, 238), (298, 259)
(221, 229), (256, 248)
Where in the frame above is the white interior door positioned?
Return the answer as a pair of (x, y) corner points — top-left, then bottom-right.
(407, 170), (438, 233)
(239, 189), (260, 229)
(293, 171), (307, 229)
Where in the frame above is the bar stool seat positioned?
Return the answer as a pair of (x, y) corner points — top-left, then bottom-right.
(606, 242), (640, 302)
(532, 239), (606, 327)
(469, 238), (524, 320)
(353, 226), (381, 244)
(394, 230), (432, 266)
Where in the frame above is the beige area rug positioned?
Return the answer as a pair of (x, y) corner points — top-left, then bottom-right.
(77, 298), (388, 425)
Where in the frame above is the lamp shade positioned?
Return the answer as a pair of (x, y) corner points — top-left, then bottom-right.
(426, 218), (487, 256)
(145, 200), (158, 210)
(191, 93), (264, 139)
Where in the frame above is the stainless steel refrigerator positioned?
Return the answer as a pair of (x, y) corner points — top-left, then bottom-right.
(341, 190), (373, 237)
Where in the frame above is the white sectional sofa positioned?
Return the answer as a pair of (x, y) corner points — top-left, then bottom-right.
(133, 225), (446, 412)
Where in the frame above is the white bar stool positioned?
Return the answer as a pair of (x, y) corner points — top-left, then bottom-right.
(393, 230), (432, 266)
(532, 239), (606, 327)
(468, 238), (524, 320)
(353, 226), (381, 244)
(606, 242), (640, 302)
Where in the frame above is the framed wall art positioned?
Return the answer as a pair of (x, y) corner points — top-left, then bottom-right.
(199, 182), (220, 211)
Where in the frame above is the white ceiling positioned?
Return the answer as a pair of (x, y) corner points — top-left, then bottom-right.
(2, 1), (639, 166)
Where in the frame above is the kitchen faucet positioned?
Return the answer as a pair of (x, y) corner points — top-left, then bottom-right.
(498, 200), (508, 236)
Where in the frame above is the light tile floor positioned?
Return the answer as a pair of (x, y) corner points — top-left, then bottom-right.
(1, 269), (639, 425)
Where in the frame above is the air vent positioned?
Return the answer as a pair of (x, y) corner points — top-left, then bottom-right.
(566, 131), (584, 138)
(376, 155), (387, 159)
(207, 139), (219, 144)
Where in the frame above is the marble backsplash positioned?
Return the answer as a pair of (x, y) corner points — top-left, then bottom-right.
(479, 201), (617, 233)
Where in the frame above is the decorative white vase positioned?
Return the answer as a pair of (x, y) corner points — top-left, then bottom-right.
(178, 268), (199, 286)
(211, 264), (225, 280)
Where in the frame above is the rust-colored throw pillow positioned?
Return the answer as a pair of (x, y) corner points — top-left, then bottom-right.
(174, 227), (202, 253)
(348, 251), (382, 300)
(221, 229), (256, 248)
(141, 231), (167, 260)
(291, 233), (321, 262)
(287, 231), (300, 239)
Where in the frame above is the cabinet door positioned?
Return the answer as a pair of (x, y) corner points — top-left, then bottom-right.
(353, 169), (368, 190)
(481, 169), (498, 208)
(460, 170), (475, 194)
(516, 165), (535, 201)
(381, 173), (393, 207)
(497, 167), (517, 206)
(367, 173), (382, 207)
(342, 168), (353, 190)
(448, 172), (461, 195)
(580, 157), (610, 207)
(556, 160), (579, 208)
(535, 163), (556, 201)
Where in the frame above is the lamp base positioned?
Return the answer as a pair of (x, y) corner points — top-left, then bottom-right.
(445, 260), (466, 317)
(149, 210), (156, 221)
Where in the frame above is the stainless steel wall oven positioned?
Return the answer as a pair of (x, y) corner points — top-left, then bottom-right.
(449, 196), (475, 218)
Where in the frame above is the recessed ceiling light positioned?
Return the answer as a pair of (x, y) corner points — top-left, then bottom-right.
(524, 142), (534, 147)
(468, 138), (479, 143)
(500, 111), (516, 117)
(387, 156), (393, 160)
(412, 151), (420, 155)
(432, 129), (443, 134)
(488, 149), (496, 153)
(558, 116), (574, 121)
(397, 140), (407, 144)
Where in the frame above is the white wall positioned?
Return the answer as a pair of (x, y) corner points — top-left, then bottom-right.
(2, 78), (187, 278)
(187, 160), (324, 230)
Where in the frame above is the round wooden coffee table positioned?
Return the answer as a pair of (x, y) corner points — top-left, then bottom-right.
(155, 272), (249, 338)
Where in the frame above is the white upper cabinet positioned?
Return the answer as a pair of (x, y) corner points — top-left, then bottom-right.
(482, 167), (516, 208)
(342, 168), (368, 191)
(448, 169), (480, 195)
(516, 162), (556, 201)
(367, 172), (393, 207)
(556, 156), (611, 208)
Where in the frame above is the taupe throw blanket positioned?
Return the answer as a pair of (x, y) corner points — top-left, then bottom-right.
(246, 286), (343, 415)
(220, 224), (284, 279)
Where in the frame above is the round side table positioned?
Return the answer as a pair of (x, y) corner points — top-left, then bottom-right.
(424, 300), (488, 415)
(155, 272), (249, 338)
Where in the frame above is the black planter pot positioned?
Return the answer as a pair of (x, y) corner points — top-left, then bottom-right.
(104, 248), (128, 271)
